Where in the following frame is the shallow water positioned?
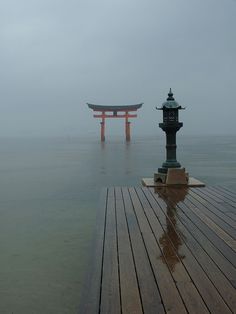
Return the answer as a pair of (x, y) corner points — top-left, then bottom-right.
(0, 135), (235, 313)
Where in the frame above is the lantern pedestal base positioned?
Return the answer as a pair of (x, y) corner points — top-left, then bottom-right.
(154, 168), (189, 185)
(142, 171), (205, 187)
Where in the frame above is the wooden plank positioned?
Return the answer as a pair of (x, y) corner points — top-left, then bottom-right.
(100, 188), (121, 314)
(146, 187), (236, 310)
(79, 188), (108, 314)
(170, 189), (236, 267)
(188, 206), (236, 251)
(171, 188), (236, 261)
(148, 189), (234, 313)
(122, 187), (165, 314)
(153, 190), (236, 285)
(227, 212), (236, 221)
(187, 191), (236, 239)
(215, 186), (236, 198)
(193, 189), (236, 229)
(135, 187), (209, 314)
(190, 188), (236, 227)
(179, 202), (236, 286)
(208, 186), (236, 203)
(198, 187), (236, 209)
(211, 186), (236, 202)
(128, 187), (187, 314)
(148, 187), (234, 313)
(205, 186), (236, 208)
(80, 186), (236, 314)
(115, 187), (143, 314)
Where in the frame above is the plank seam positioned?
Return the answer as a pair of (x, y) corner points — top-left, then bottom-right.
(194, 188), (235, 215)
(210, 186), (236, 202)
(168, 188), (236, 267)
(141, 188), (211, 312)
(188, 205), (236, 250)
(215, 186), (236, 198)
(135, 187), (189, 313)
(98, 188), (108, 314)
(189, 189), (236, 230)
(114, 188), (123, 314)
(187, 192), (236, 241)
(186, 192), (236, 251)
(121, 187), (145, 314)
(127, 187), (165, 312)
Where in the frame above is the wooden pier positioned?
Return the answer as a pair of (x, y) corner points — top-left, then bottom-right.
(79, 186), (236, 314)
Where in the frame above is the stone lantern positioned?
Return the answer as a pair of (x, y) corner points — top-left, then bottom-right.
(142, 88), (205, 187)
(154, 89), (188, 185)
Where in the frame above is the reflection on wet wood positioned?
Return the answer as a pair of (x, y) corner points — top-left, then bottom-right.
(80, 186), (236, 314)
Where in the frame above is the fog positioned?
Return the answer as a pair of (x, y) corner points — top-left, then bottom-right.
(0, 0), (235, 137)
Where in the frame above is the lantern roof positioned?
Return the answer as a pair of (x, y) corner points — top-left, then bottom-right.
(157, 89), (184, 110)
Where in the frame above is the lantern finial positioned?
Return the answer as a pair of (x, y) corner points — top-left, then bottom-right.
(167, 88), (174, 101)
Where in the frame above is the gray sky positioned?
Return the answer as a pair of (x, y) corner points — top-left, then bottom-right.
(0, 0), (235, 137)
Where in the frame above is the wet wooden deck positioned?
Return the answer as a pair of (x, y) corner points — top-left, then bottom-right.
(79, 186), (236, 314)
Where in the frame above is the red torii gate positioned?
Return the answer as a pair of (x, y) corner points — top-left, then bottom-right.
(87, 103), (143, 141)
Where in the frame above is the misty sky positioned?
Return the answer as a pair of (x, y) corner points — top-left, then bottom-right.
(0, 0), (235, 137)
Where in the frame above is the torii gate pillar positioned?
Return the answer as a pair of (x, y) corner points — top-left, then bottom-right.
(100, 113), (131, 141)
(100, 113), (105, 141)
(100, 121), (105, 142)
(125, 112), (131, 141)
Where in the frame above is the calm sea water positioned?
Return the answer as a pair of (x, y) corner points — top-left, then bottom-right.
(0, 135), (235, 313)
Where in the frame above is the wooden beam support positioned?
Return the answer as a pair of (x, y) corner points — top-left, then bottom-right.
(93, 109), (138, 112)
(94, 114), (137, 118)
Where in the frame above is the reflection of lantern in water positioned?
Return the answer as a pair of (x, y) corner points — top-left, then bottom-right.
(156, 187), (188, 272)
